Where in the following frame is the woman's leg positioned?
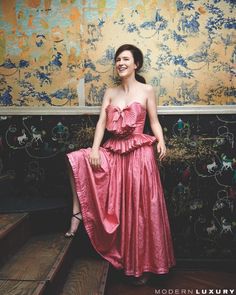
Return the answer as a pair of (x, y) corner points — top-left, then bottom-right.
(65, 161), (82, 237)
(69, 163), (81, 214)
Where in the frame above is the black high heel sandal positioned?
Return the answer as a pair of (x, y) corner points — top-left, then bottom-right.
(131, 273), (150, 286)
(65, 212), (82, 238)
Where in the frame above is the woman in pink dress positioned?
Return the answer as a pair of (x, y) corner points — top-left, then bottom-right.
(65, 44), (175, 284)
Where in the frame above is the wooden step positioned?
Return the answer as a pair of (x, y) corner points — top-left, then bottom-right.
(58, 256), (109, 295)
(0, 213), (30, 266)
(0, 213), (29, 240)
(0, 279), (46, 295)
(0, 232), (74, 295)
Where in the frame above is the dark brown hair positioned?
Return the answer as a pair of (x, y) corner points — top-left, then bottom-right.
(114, 44), (146, 84)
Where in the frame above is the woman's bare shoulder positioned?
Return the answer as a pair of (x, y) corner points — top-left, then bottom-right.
(143, 83), (154, 92)
(137, 83), (154, 98)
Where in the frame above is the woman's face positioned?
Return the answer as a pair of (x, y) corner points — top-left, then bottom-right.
(115, 50), (137, 79)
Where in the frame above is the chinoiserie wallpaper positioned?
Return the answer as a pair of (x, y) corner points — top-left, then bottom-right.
(0, 0), (235, 107)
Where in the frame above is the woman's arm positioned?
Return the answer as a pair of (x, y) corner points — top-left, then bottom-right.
(146, 85), (166, 160)
(89, 89), (111, 167)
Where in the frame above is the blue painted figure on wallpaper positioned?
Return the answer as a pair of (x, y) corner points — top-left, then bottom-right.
(87, 83), (107, 105)
(140, 10), (167, 34)
(51, 88), (77, 102)
(50, 52), (63, 69)
(36, 34), (46, 47)
(84, 59), (96, 71)
(37, 92), (52, 105)
(98, 47), (115, 65)
(178, 12), (200, 34)
(87, 24), (102, 49)
(0, 86), (13, 106)
(35, 71), (52, 87)
(0, 0), (234, 107)
(177, 81), (199, 103)
(0, 59), (16, 69)
(176, 1), (194, 12)
(85, 73), (100, 83)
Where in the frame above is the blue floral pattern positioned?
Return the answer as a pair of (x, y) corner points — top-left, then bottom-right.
(0, 0), (235, 107)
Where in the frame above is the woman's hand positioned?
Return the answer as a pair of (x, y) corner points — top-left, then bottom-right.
(157, 140), (166, 161)
(89, 148), (101, 168)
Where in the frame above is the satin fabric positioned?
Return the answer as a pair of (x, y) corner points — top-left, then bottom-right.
(67, 101), (175, 277)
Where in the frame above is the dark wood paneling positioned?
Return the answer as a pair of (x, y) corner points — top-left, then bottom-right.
(1, 114), (236, 262)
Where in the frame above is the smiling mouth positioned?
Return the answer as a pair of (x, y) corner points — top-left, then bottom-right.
(118, 66), (128, 72)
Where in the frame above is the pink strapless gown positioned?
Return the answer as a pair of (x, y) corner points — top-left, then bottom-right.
(67, 101), (175, 277)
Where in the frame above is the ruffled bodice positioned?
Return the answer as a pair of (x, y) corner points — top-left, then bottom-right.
(103, 101), (156, 154)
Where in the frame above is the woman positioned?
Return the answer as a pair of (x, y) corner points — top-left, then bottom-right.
(65, 44), (175, 284)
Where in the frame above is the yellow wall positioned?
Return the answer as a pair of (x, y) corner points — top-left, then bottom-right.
(0, 0), (235, 107)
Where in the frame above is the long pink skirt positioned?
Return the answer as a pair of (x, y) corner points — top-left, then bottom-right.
(67, 144), (175, 277)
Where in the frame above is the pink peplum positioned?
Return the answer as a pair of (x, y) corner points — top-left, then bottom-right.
(103, 102), (157, 154)
(67, 101), (175, 277)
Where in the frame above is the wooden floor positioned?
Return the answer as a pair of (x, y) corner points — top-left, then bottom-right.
(0, 213), (109, 295)
(104, 267), (236, 295)
(1, 212), (235, 295)
(59, 256), (108, 295)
